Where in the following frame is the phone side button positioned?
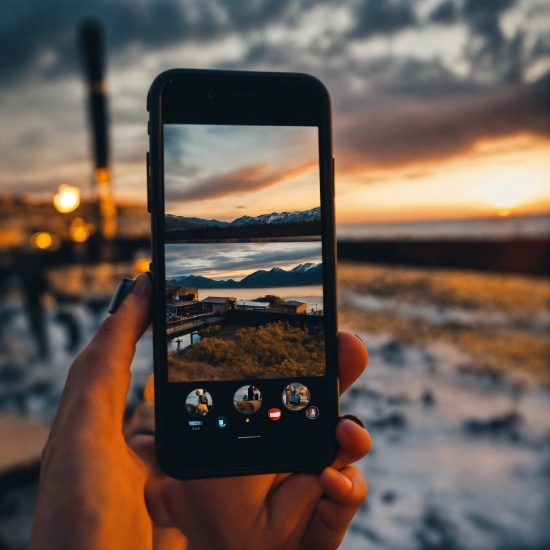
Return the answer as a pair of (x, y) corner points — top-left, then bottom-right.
(146, 152), (151, 212)
(332, 157), (335, 197)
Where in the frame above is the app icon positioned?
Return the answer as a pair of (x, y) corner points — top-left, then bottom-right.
(268, 408), (282, 421)
(305, 406), (319, 419)
(185, 388), (212, 417)
(216, 416), (228, 429)
(233, 385), (262, 414)
(282, 382), (311, 411)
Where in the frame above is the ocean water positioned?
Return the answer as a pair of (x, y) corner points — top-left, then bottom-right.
(337, 214), (550, 240)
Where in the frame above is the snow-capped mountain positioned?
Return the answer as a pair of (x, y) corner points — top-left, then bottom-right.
(230, 207), (320, 227)
(167, 263), (322, 289)
(165, 207), (320, 230)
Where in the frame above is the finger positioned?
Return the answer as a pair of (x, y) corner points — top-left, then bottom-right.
(52, 273), (152, 436)
(331, 418), (371, 471)
(153, 526), (187, 550)
(305, 466), (367, 550)
(338, 332), (368, 394)
(129, 434), (179, 529)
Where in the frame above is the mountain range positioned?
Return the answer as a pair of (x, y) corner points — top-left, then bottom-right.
(166, 263), (322, 289)
(165, 207), (320, 231)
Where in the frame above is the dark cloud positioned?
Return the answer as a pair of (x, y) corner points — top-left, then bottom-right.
(350, 0), (416, 39)
(336, 72), (550, 170)
(166, 162), (317, 202)
(165, 242), (322, 277)
(0, 0), (305, 85)
(1, 0), (548, 195)
(429, 1), (459, 24)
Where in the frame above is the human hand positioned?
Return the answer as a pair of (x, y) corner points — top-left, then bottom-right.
(28, 274), (185, 550)
(129, 335), (371, 550)
(29, 271), (370, 550)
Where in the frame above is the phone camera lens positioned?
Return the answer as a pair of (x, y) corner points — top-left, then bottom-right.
(207, 91), (216, 99)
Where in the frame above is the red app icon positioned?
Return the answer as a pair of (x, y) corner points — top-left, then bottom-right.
(306, 406), (319, 419)
(268, 408), (282, 421)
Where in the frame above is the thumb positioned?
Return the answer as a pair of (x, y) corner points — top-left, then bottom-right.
(53, 273), (152, 435)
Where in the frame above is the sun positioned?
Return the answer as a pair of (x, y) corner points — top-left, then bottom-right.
(477, 167), (549, 217)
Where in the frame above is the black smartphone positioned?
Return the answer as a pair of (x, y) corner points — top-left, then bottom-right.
(147, 69), (339, 478)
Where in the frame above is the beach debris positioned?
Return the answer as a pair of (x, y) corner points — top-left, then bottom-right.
(414, 504), (460, 550)
(380, 341), (406, 367)
(421, 389), (436, 406)
(368, 412), (407, 430)
(380, 490), (398, 505)
(463, 411), (522, 438)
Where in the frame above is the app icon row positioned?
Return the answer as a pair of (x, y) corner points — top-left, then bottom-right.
(185, 382), (314, 417)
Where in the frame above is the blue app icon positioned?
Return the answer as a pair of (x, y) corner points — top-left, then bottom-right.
(216, 416), (228, 429)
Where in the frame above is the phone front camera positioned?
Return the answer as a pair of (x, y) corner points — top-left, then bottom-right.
(207, 91), (216, 99)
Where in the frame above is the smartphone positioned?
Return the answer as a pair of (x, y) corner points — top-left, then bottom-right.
(147, 69), (339, 478)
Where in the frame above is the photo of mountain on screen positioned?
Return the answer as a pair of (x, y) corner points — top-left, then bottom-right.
(163, 124), (326, 383)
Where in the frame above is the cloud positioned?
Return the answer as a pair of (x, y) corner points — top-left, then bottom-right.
(1, 0), (549, 199)
(0, 0), (300, 85)
(429, 1), (459, 24)
(350, 0), (416, 39)
(166, 162), (317, 202)
(336, 70), (550, 170)
(165, 242), (322, 277)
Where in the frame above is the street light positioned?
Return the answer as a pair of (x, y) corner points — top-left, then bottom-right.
(53, 184), (80, 213)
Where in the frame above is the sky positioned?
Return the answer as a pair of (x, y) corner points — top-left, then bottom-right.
(1, 0), (549, 224)
(164, 125), (319, 220)
(165, 241), (322, 280)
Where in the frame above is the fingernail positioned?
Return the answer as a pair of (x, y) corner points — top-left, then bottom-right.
(340, 414), (365, 429)
(340, 473), (353, 491)
(353, 334), (364, 344)
(131, 272), (150, 298)
(108, 278), (135, 313)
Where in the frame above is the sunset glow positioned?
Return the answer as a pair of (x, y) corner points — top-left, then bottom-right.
(336, 133), (550, 224)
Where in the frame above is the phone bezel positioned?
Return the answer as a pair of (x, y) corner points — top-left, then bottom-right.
(148, 69), (339, 479)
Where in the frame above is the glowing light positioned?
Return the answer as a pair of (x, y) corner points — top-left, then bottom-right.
(134, 257), (151, 274)
(53, 184), (80, 213)
(31, 232), (53, 250)
(69, 218), (90, 243)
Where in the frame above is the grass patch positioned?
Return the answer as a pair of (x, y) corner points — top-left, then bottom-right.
(168, 320), (325, 382)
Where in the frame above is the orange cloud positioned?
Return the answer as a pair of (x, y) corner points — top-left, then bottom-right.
(167, 161), (318, 202)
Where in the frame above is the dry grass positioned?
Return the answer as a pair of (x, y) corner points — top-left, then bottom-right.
(168, 321), (325, 382)
(338, 263), (550, 384)
(338, 263), (550, 313)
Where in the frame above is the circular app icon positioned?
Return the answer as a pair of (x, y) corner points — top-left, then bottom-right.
(216, 416), (228, 429)
(185, 388), (212, 417)
(233, 385), (262, 414)
(305, 406), (319, 419)
(282, 382), (311, 411)
(268, 408), (282, 421)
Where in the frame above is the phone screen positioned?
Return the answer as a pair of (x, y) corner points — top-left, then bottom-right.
(152, 72), (337, 476)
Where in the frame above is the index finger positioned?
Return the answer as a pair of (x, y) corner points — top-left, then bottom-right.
(52, 273), (152, 437)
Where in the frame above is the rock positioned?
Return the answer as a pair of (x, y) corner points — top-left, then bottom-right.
(368, 412), (407, 430)
(463, 411), (522, 438)
(380, 490), (398, 504)
(421, 389), (436, 406)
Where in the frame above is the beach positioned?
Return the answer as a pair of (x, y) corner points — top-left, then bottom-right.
(337, 262), (550, 550)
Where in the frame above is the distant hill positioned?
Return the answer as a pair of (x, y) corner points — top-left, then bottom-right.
(167, 263), (322, 288)
(165, 207), (321, 241)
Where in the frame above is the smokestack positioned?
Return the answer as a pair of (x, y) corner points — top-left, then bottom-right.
(79, 19), (117, 240)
